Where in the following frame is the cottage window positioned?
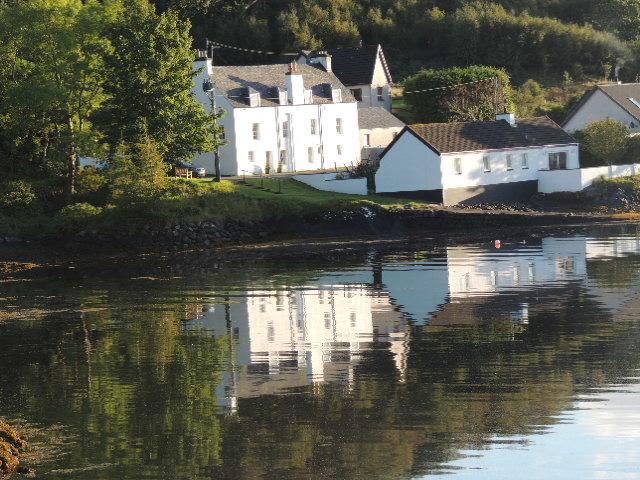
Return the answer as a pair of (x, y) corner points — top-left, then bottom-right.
(308, 147), (315, 163)
(506, 154), (513, 170)
(482, 155), (491, 172)
(351, 88), (363, 102)
(252, 123), (260, 140)
(549, 152), (567, 170)
(337, 145), (343, 155)
(336, 118), (343, 134)
(377, 86), (384, 102)
(364, 134), (371, 147)
(282, 121), (289, 138)
(521, 153), (529, 169)
(248, 151), (255, 163)
(310, 119), (317, 135)
(454, 157), (462, 175)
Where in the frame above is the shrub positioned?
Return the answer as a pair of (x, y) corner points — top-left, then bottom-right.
(56, 203), (103, 231)
(76, 166), (108, 202)
(580, 119), (630, 165)
(0, 180), (38, 214)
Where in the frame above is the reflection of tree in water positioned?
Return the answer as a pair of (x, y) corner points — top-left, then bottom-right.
(1, 244), (640, 479)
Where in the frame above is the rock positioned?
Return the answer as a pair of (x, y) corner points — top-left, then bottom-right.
(16, 466), (36, 477)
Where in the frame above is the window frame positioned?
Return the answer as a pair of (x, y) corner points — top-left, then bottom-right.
(248, 150), (255, 163)
(377, 86), (384, 102)
(506, 154), (513, 171)
(364, 133), (371, 147)
(310, 119), (317, 135)
(308, 146), (314, 163)
(336, 118), (343, 134)
(549, 151), (568, 170)
(482, 155), (491, 173)
(453, 157), (462, 175)
(521, 153), (529, 169)
(337, 144), (343, 155)
(252, 123), (260, 140)
(282, 121), (289, 138)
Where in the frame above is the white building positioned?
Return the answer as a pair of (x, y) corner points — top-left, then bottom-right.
(358, 106), (404, 160)
(192, 55), (360, 176)
(375, 114), (579, 205)
(563, 83), (640, 133)
(296, 44), (394, 111)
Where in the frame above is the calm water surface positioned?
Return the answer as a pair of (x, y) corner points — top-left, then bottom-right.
(2, 228), (640, 479)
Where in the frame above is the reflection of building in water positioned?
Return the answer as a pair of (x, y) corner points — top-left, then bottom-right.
(189, 280), (409, 411)
(383, 236), (640, 325)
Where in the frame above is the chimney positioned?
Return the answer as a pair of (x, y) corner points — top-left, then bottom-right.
(286, 62), (305, 105)
(310, 51), (332, 72)
(496, 112), (516, 127)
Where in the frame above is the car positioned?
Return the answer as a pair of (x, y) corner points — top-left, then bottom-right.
(175, 162), (207, 178)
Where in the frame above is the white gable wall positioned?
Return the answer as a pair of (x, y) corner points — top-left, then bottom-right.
(375, 132), (442, 193)
(370, 54), (392, 111)
(564, 89), (640, 133)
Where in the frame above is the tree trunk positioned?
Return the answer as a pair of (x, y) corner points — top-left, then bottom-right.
(65, 112), (78, 202)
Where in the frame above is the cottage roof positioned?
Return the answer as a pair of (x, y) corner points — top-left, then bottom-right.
(405, 116), (576, 154)
(562, 83), (640, 127)
(211, 64), (355, 107)
(358, 107), (405, 130)
(305, 45), (392, 86)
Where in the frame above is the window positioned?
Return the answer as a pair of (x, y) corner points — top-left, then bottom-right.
(482, 155), (491, 172)
(336, 118), (343, 134)
(220, 127), (225, 140)
(549, 151), (567, 170)
(310, 119), (317, 135)
(521, 153), (529, 169)
(282, 121), (289, 138)
(337, 145), (343, 155)
(454, 157), (462, 175)
(252, 123), (260, 140)
(377, 86), (384, 102)
(364, 134), (371, 147)
(278, 150), (287, 172)
(248, 151), (254, 163)
(351, 88), (363, 102)
(506, 154), (513, 170)
(308, 147), (314, 163)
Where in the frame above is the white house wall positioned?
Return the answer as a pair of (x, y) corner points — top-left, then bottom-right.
(375, 132), (443, 193)
(440, 144), (579, 189)
(564, 89), (640, 133)
(370, 55), (392, 111)
(538, 162), (640, 193)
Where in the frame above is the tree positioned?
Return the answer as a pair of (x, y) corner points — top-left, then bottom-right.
(0, 0), (109, 200)
(403, 66), (513, 122)
(95, 0), (215, 163)
(580, 119), (630, 166)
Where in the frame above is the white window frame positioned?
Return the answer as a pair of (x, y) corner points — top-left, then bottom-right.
(506, 154), (513, 171)
(308, 146), (314, 163)
(252, 123), (260, 140)
(282, 121), (289, 138)
(248, 151), (255, 163)
(364, 133), (371, 147)
(337, 145), (342, 155)
(310, 119), (317, 135)
(521, 153), (529, 169)
(454, 157), (462, 175)
(377, 86), (384, 102)
(549, 151), (567, 170)
(336, 118), (343, 134)
(482, 155), (491, 172)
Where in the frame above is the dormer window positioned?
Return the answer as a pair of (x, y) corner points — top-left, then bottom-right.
(331, 88), (342, 103)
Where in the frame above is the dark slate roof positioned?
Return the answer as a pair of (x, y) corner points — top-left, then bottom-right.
(358, 107), (405, 130)
(305, 45), (392, 86)
(407, 116), (576, 154)
(563, 83), (640, 126)
(211, 64), (355, 107)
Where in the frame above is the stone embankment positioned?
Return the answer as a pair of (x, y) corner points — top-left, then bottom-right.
(0, 420), (27, 477)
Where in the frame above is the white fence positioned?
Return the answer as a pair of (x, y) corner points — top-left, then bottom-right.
(538, 164), (640, 193)
(293, 172), (368, 195)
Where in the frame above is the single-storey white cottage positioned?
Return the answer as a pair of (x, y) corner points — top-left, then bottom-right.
(375, 114), (579, 205)
(563, 83), (640, 133)
(192, 54), (360, 176)
(296, 44), (393, 111)
(358, 106), (404, 160)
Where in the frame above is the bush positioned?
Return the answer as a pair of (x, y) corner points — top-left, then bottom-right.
(76, 166), (108, 204)
(579, 119), (630, 166)
(56, 202), (103, 231)
(0, 180), (38, 215)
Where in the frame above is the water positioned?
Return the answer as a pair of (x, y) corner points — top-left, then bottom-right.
(2, 228), (640, 479)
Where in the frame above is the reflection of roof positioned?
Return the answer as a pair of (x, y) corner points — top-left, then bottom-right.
(211, 64), (354, 107)
(563, 83), (640, 126)
(359, 107), (405, 130)
(406, 116), (576, 154)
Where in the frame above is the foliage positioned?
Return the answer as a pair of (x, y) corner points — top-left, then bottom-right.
(95, 0), (215, 163)
(579, 119), (630, 165)
(108, 138), (171, 205)
(0, 180), (38, 214)
(56, 202), (103, 230)
(403, 66), (512, 122)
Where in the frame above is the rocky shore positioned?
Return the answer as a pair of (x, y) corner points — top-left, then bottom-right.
(0, 204), (626, 253)
(0, 420), (27, 477)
